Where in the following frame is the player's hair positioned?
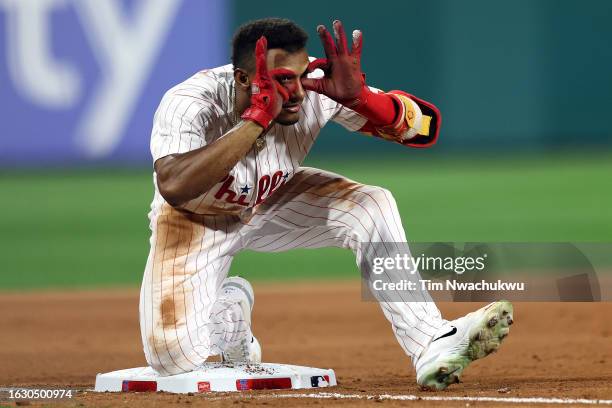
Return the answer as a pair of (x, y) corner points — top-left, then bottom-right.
(232, 18), (308, 72)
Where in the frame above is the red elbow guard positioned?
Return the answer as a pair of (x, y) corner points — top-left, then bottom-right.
(358, 90), (441, 148)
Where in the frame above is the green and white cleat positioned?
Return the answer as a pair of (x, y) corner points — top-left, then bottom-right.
(415, 300), (514, 390)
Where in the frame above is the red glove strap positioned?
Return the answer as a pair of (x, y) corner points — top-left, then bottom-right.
(241, 107), (273, 129)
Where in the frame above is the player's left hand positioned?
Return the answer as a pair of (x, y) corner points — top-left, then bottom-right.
(301, 20), (366, 107)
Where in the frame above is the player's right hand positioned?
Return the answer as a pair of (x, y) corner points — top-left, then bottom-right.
(241, 36), (290, 129)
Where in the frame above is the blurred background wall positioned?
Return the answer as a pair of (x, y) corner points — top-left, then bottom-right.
(2, 0), (612, 166)
(1, 0), (611, 289)
(238, 0), (612, 154)
(0, 0), (229, 165)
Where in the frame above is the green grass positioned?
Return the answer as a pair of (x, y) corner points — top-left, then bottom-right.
(1, 153), (611, 290)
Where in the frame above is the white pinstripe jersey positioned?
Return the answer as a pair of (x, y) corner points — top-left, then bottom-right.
(149, 63), (367, 217)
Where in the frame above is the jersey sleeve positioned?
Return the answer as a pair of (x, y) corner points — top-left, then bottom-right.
(150, 93), (220, 162)
(330, 103), (368, 131)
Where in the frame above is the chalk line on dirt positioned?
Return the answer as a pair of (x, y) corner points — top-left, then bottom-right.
(77, 388), (612, 405)
(261, 392), (612, 405)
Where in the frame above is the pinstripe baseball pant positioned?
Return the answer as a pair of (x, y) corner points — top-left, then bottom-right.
(140, 167), (443, 375)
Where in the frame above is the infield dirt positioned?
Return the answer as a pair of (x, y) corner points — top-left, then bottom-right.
(1, 281), (611, 407)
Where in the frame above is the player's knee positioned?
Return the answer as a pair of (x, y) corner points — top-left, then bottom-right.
(144, 333), (176, 375)
(359, 185), (399, 215)
(144, 329), (207, 376)
(352, 185), (403, 240)
(145, 354), (171, 376)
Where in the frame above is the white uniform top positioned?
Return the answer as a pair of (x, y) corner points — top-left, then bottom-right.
(149, 64), (367, 218)
(141, 65), (443, 377)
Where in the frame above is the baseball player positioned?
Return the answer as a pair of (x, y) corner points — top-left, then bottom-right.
(140, 18), (514, 390)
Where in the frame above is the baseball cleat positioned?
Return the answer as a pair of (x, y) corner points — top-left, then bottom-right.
(221, 334), (262, 363)
(415, 300), (514, 390)
(220, 277), (262, 363)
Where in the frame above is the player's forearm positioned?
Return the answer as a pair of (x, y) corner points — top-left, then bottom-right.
(349, 87), (399, 126)
(155, 120), (264, 207)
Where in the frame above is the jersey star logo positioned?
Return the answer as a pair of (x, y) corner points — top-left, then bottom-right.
(282, 172), (289, 181)
(240, 185), (251, 194)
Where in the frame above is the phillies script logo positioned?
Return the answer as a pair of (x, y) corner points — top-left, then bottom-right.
(214, 171), (288, 206)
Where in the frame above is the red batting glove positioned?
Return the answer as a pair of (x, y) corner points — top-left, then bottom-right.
(301, 20), (397, 126)
(241, 36), (290, 129)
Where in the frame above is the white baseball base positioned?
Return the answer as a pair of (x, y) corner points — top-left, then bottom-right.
(94, 363), (337, 393)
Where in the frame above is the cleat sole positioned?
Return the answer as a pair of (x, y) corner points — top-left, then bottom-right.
(417, 300), (514, 391)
